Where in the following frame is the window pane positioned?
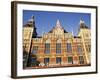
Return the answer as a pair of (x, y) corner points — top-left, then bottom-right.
(45, 43), (50, 54)
(44, 58), (49, 63)
(56, 57), (61, 63)
(45, 50), (50, 54)
(67, 43), (72, 53)
(68, 57), (73, 64)
(79, 56), (84, 64)
(56, 43), (61, 54)
(31, 57), (36, 62)
(77, 45), (82, 53)
(32, 46), (38, 54)
(45, 43), (50, 48)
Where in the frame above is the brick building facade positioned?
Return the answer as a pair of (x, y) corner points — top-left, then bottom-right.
(23, 16), (91, 68)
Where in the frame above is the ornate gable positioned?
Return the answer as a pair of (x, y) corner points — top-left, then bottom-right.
(49, 20), (68, 36)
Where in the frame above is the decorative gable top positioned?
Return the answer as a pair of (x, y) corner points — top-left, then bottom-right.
(49, 19), (68, 34)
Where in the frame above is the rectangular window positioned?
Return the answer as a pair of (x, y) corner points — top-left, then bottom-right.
(45, 43), (50, 54)
(32, 46), (38, 54)
(79, 56), (84, 64)
(44, 58), (49, 64)
(31, 57), (37, 62)
(56, 43), (61, 54)
(87, 45), (91, 52)
(67, 43), (72, 53)
(56, 57), (61, 63)
(31, 57), (39, 66)
(68, 56), (73, 64)
(77, 45), (82, 53)
(86, 44), (91, 52)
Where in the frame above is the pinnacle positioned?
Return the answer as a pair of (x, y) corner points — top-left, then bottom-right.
(79, 18), (85, 25)
(56, 19), (62, 28)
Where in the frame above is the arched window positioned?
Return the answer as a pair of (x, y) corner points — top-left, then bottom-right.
(45, 39), (51, 43)
(56, 39), (61, 54)
(77, 45), (82, 53)
(67, 43), (72, 53)
(44, 39), (51, 54)
(32, 46), (38, 54)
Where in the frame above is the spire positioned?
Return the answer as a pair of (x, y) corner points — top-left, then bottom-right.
(56, 19), (61, 28)
(28, 15), (35, 26)
(57, 19), (60, 26)
(79, 18), (88, 29)
(31, 16), (37, 38)
(72, 27), (74, 36)
(24, 15), (35, 27)
(79, 18), (85, 25)
(28, 15), (34, 22)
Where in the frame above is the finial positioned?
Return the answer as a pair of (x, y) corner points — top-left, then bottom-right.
(56, 19), (61, 28)
(79, 18), (89, 29)
(72, 27), (74, 36)
(79, 18), (85, 25)
(28, 15), (34, 22)
(31, 15), (34, 19)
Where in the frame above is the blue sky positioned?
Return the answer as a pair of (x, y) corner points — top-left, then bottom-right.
(23, 10), (91, 36)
